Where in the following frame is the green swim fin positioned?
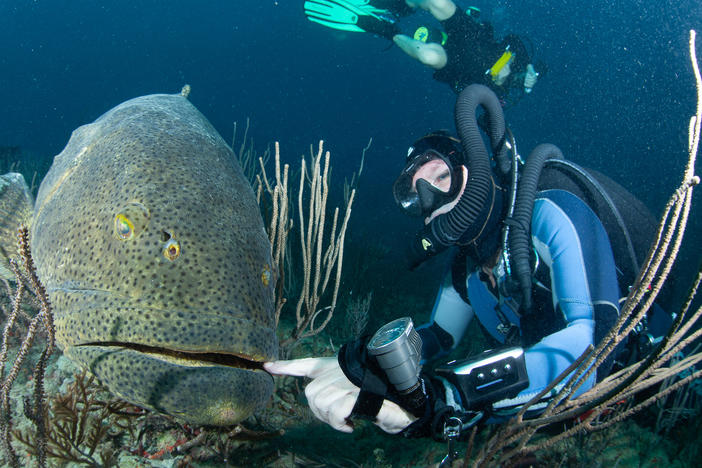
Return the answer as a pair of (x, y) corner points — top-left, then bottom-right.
(304, 0), (393, 33)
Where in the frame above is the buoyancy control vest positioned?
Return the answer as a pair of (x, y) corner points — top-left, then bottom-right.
(451, 156), (665, 353)
(537, 160), (658, 295)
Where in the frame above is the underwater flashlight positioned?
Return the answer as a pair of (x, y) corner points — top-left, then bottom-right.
(367, 317), (426, 415)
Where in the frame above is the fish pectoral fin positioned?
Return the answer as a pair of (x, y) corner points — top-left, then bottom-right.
(0, 172), (34, 279)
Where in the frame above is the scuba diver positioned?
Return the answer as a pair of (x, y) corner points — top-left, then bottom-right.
(265, 83), (673, 446)
(304, 0), (540, 99)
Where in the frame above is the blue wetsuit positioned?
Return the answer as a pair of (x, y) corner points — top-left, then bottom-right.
(419, 188), (622, 417)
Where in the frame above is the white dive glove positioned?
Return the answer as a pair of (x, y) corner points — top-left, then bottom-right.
(405, 0), (456, 21)
(405, 0), (432, 8)
(524, 64), (538, 93)
(264, 357), (416, 434)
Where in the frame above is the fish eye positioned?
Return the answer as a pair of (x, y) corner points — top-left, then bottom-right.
(114, 214), (134, 240)
(261, 264), (272, 286)
(114, 202), (150, 241)
(163, 238), (181, 261)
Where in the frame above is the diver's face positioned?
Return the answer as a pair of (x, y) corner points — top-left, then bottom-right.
(412, 158), (452, 192)
(392, 150), (467, 221)
(411, 161), (468, 224)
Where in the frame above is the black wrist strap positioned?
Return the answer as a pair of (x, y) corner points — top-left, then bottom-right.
(339, 339), (390, 421)
(350, 371), (387, 420)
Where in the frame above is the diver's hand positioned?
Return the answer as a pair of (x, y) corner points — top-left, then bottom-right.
(264, 357), (415, 434)
(524, 64), (538, 93)
(405, 0), (456, 21)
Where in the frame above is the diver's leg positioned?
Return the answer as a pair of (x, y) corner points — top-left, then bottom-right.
(405, 0), (456, 20)
(393, 34), (448, 69)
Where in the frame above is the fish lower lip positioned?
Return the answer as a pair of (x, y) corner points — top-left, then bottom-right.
(78, 341), (264, 370)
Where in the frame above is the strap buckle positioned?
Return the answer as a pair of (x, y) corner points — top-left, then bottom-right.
(438, 416), (462, 467)
(438, 412), (483, 467)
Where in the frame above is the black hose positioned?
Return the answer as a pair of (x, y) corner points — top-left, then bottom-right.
(508, 144), (564, 313)
(434, 84), (508, 244)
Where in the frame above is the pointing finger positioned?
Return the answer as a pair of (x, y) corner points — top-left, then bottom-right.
(264, 357), (338, 379)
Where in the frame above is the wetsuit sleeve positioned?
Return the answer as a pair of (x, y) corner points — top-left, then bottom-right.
(417, 269), (474, 362)
(490, 190), (620, 417)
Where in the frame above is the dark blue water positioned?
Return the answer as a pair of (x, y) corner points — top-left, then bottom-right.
(1, 0), (700, 293)
(1, 1), (702, 465)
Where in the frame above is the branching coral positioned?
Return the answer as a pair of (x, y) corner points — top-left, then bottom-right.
(0, 226), (55, 468)
(257, 141), (358, 356)
(14, 371), (143, 467)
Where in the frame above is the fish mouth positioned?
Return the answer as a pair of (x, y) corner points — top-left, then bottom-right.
(51, 291), (279, 366)
(77, 341), (265, 371)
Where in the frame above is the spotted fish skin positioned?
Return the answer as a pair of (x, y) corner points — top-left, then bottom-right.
(0, 173), (33, 278)
(22, 93), (277, 425)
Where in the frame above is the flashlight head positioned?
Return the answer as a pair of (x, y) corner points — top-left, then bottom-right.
(367, 317), (422, 393)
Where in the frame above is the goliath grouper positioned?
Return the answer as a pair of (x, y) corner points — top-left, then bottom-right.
(0, 92), (277, 426)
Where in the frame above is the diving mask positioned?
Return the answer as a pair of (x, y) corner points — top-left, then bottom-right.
(393, 149), (463, 218)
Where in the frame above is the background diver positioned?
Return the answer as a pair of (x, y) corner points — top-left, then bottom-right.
(265, 84), (672, 444)
(304, 0), (540, 99)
